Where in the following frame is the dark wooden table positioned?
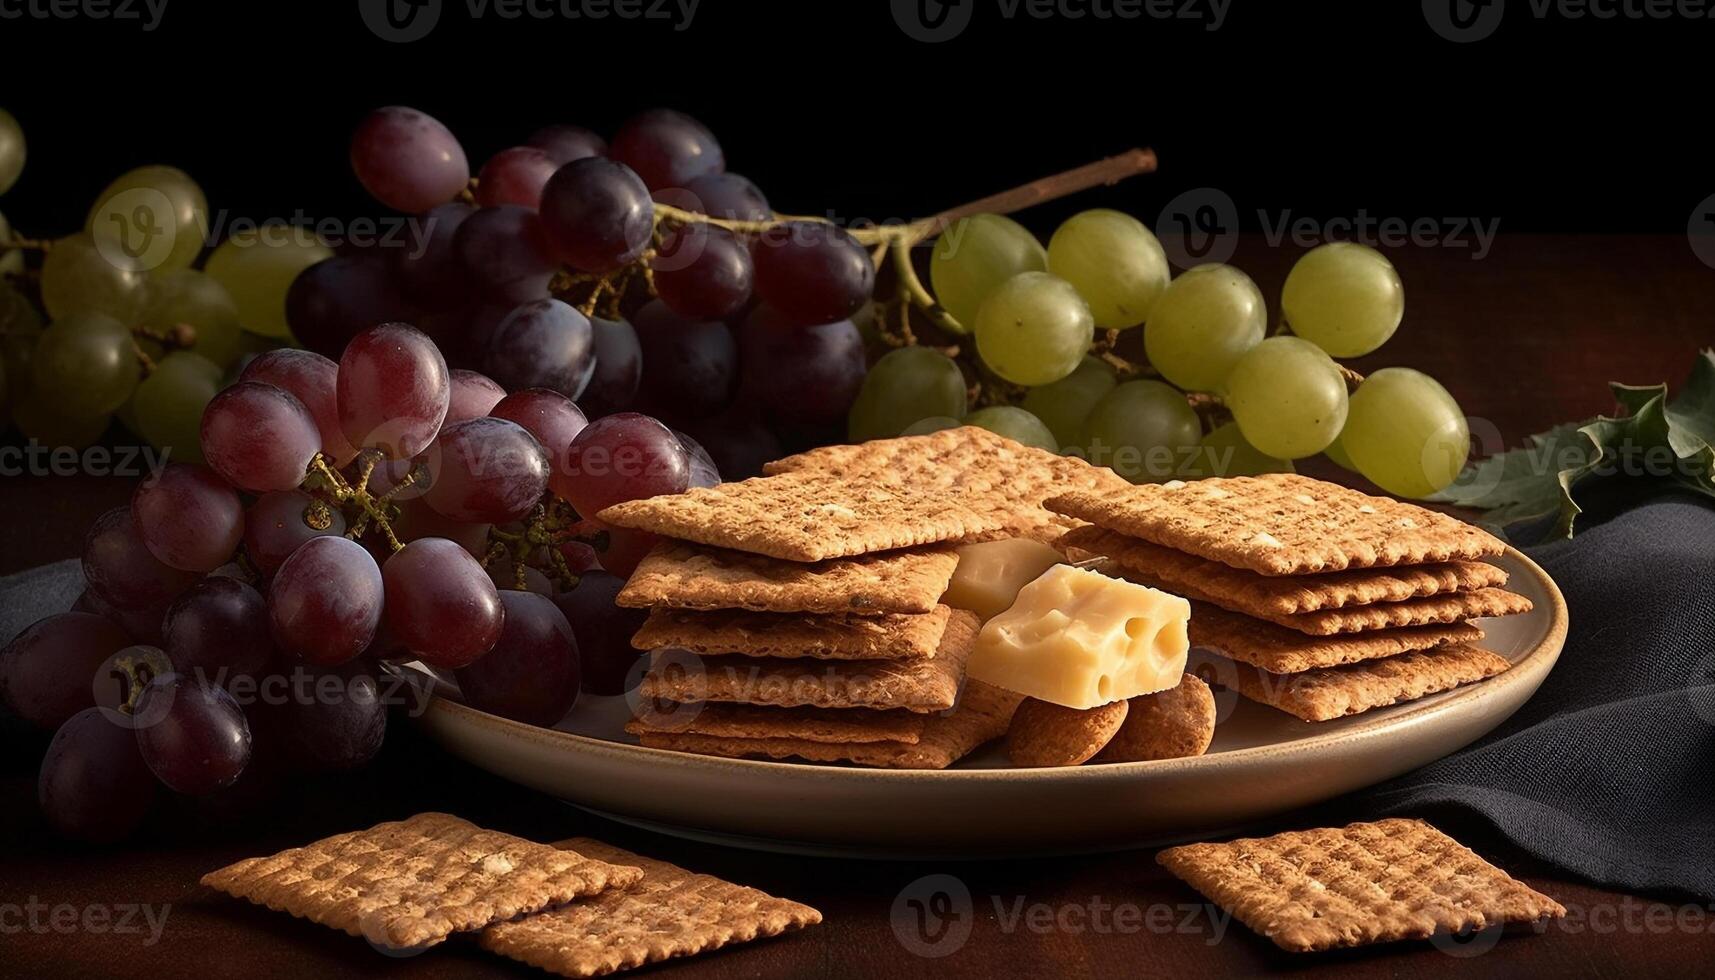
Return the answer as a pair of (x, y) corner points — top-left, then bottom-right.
(4, 234), (1712, 978)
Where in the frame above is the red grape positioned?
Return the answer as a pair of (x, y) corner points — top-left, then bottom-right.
(161, 578), (275, 685)
(1, 612), (132, 731)
(83, 507), (201, 612)
(424, 417), (550, 524)
(276, 660), (387, 772)
(551, 571), (647, 695)
(133, 674), (252, 795)
(556, 412), (690, 517)
(631, 299), (737, 419)
(559, 540), (601, 573)
(131, 463), (244, 573)
(489, 387), (588, 476)
(592, 523), (659, 578)
(489, 561), (555, 595)
(453, 204), (559, 303)
(244, 490), (347, 573)
(609, 108), (724, 191)
(269, 535), (384, 666)
(337, 321), (450, 460)
(674, 429), (722, 487)
(241, 349), (361, 466)
(476, 146), (557, 209)
(350, 106), (470, 213)
(653, 225), (753, 319)
(382, 537), (505, 669)
(392, 202), (474, 307)
(739, 306), (868, 426)
(456, 591), (579, 727)
(201, 381), (324, 492)
(483, 298), (596, 399)
(285, 254), (414, 358)
(581, 315), (643, 418)
(447, 368), (507, 423)
(751, 222), (875, 324)
(528, 124), (606, 165)
(683, 171), (771, 221)
(392, 497), (491, 557)
(39, 708), (157, 843)
(539, 157), (654, 274)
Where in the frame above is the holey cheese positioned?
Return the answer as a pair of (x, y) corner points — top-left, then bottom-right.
(970, 564), (1190, 709)
(943, 538), (1065, 621)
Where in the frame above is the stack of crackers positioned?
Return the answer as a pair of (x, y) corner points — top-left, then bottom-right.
(1049, 474), (1533, 722)
(596, 427), (1124, 768)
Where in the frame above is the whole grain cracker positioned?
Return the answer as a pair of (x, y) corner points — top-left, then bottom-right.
(1047, 474), (1505, 576)
(1057, 525), (1510, 616)
(1197, 644), (1513, 722)
(625, 702), (927, 744)
(638, 610), (978, 712)
(1094, 673), (1217, 762)
(617, 541), (958, 615)
(596, 471), (1005, 562)
(1184, 600), (1485, 673)
(1005, 697), (1129, 767)
(631, 605), (952, 661)
(199, 813), (642, 950)
(480, 838), (819, 978)
(1156, 818), (1565, 952)
(633, 680), (1024, 769)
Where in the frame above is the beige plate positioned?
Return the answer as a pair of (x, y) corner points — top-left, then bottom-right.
(413, 547), (1567, 857)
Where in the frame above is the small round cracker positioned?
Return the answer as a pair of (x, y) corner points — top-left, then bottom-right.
(1095, 673), (1216, 762)
(1005, 697), (1129, 768)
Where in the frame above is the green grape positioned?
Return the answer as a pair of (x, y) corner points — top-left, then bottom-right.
(1342, 367), (1469, 498)
(133, 351), (224, 461)
(0, 209), (24, 275)
(205, 229), (333, 339)
(1081, 380), (1202, 483)
(901, 415), (962, 436)
(1046, 209), (1170, 330)
(139, 269), (241, 369)
(1281, 242), (1404, 357)
(1143, 263), (1266, 392)
(1179, 421), (1293, 478)
(1224, 336), (1349, 459)
(1021, 355), (1116, 451)
(928, 214), (1047, 329)
(32, 312), (138, 416)
(973, 271), (1094, 387)
(0, 108), (23, 195)
(848, 346), (968, 442)
(86, 165), (209, 274)
(1323, 432), (1359, 472)
(965, 405), (1057, 452)
(13, 377), (109, 448)
(40, 232), (148, 323)
(0, 280), (43, 384)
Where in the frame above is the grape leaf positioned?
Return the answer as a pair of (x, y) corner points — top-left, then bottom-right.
(1427, 424), (1594, 529)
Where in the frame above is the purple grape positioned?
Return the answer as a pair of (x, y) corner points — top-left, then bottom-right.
(392, 498), (491, 558)
(201, 381), (323, 492)
(241, 349), (361, 466)
(488, 561), (555, 595)
(161, 578), (274, 685)
(751, 222), (876, 325)
(528, 123), (607, 165)
(674, 429), (721, 487)
(39, 708), (156, 843)
(456, 591), (579, 727)
(581, 315), (642, 418)
(739, 306), (868, 426)
(653, 225), (753, 319)
(276, 660), (387, 772)
(285, 255), (413, 358)
(133, 674), (252, 795)
(631, 299), (737, 419)
(270, 535), (384, 666)
(75, 586), (169, 647)
(350, 106), (470, 213)
(382, 537), (505, 669)
(489, 387), (588, 479)
(83, 507), (201, 613)
(555, 412), (690, 516)
(475, 146), (557, 209)
(1, 612), (131, 731)
(683, 409), (785, 481)
(454, 205), (559, 303)
(551, 571), (647, 695)
(243, 490), (346, 574)
(447, 368), (507, 423)
(539, 157), (654, 274)
(131, 463), (244, 573)
(683, 171), (771, 221)
(609, 108), (723, 191)
(424, 417), (550, 524)
(483, 298), (595, 399)
(590, 522), (658, 578)
(391, 202), (473, 307)
(337, 321), (450, 460)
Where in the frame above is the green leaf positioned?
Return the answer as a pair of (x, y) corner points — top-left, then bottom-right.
(1427, 423), (1593, 530)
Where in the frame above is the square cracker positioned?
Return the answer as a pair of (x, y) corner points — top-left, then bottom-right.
(625, 701), (928, 744)
(480, 838), (820, 977)
(1057, 525), (1510, 616)
(1196, 643), (1513, 722)
(633, 680), (1024, 769)
(617, 540), (958, 615)
(1156, 818), (1564, 952)
(596, 471), (1005, 563)
(1046, 474), (1505, 576)
(199, 813), (642, 950)
(638, 611), (977, 712)
(763, 426), (1127, 543)
(631, 605), (952, 661)
(1184, 600), (1484, 673)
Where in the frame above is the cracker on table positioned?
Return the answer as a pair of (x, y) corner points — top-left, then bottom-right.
(1046, 474), (1506, 576)
(1156, 818), (1565, 952)
(1005, 697), (1129, 767)
(633, 680), (1024, 769)
(1198, 644), (1513, 722)
(1183, 601), (1484, 673)
(637, 610), (978, 712)
(480, 838), (819, 978)
(625, 701), (927, 744)
(596, 471), (1005, 563)
(763, 426), (1127, 544)
(1057, 525), (1511, 616)
(617, 540), (959, 615)
(631, 605), (952, 661)
(199, 813), (642, 950)
(1094, 673), (1217, 762)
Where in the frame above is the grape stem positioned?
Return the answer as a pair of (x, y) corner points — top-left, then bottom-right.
(303, 451), (406, 553)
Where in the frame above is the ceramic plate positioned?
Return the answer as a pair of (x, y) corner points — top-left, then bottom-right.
(412, 547), (1567, 858)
